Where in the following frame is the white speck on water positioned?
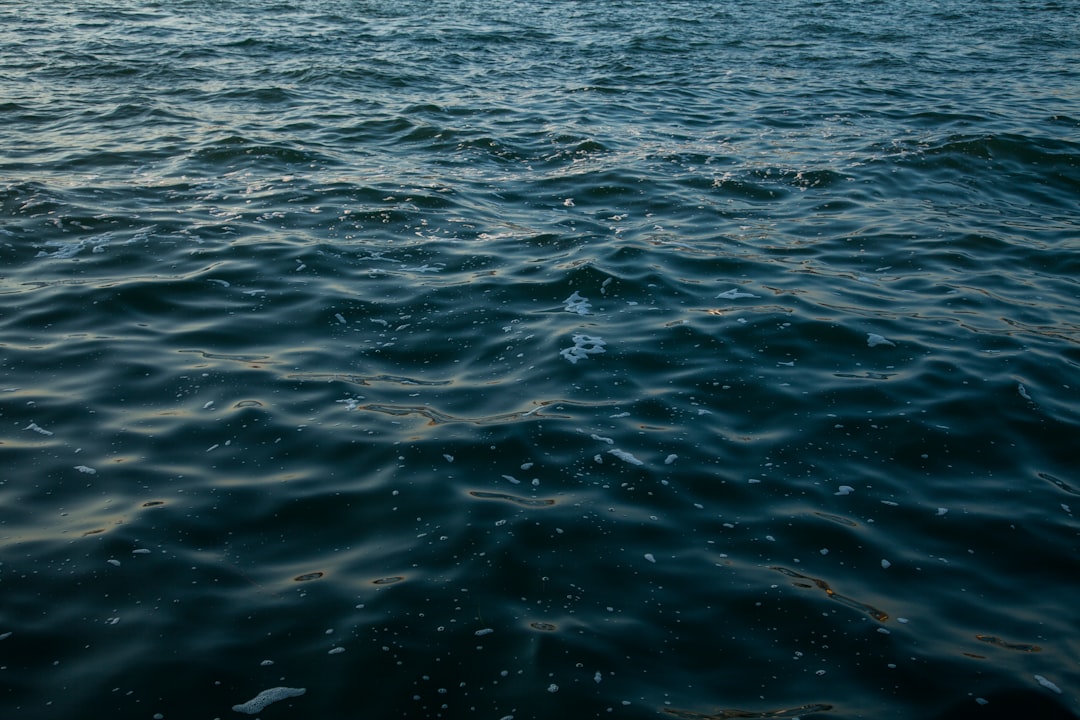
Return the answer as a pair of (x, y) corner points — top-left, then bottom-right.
(748, 477), (761, 484)
(664, 454), (678, 465)
(335, 313), (346, 324)
(501, 475), (521, 484)
(936, 507), (948, 516)
(644, 553), (656, 563)
(74, 465), (97, 475)
(608, 448), (643, 466)
(328, 647), (345, 655)
(232, 687), (306, 714)
(107, 559), (121, 567)
(443, 454), (454, 463)
(547, 684), (559, 693)
(820, 548), (829, 555)
(1018, 383), (1031, 400)
(881, 559), (892, 569)
(594, 671), (602, 683)
(132, 548), (151, 554)
(835, 485), (854, 496)
(203, 400), (214, 409)
(591, 434), (615, 445)
(867, 333), (895, 347)
(260, 660), (274, 666)
(475, 628), (494, 636)
(206, 444), (219, 453)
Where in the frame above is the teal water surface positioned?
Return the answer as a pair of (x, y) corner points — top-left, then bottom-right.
(1, 1), (1079, 718)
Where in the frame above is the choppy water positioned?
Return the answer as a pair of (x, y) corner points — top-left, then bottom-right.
(2, 1), (1079, 718)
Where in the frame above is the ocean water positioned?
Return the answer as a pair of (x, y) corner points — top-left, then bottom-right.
(1, 0), (1078, 718)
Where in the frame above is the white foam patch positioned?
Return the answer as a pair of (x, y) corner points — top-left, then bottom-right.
(1034, 675), (1062, 694)
(25, 422), (53, 436)
(608, 448), (644, 466)
(867, 333), (895, 347)
(74, 465), (97, 475)
(401, 263), (443, 273)
(560, 334), (606, 364)
(36, 233), (113, 259)
(563, 291), (592, 315)
(232, 687), (307, 714)
(716, 288), (757, 299)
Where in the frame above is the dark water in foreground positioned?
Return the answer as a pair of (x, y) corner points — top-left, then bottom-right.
(1, 1), (1079, 718)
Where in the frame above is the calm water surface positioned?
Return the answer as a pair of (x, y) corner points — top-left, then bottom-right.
(1, 1), (1078, 718)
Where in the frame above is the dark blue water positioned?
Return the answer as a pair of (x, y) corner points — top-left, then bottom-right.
(2, 1), (1078, 718)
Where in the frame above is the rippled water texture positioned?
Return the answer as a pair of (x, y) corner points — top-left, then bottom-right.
(1, 1), (1078, 718)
